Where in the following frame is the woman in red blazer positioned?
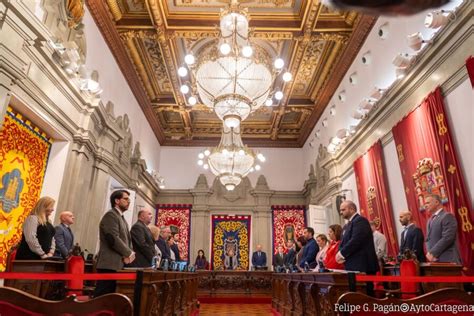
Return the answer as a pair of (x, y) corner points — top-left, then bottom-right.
(323, 224), (344, 270)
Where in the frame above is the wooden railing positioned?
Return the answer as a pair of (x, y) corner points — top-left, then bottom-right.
(116, 270), (198, 316)
(272, 272), (366, 316)
(197, 270), (272, 296)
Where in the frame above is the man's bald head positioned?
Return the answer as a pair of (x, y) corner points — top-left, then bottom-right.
(399, 210), (413, 226)
(59, 211), (74, 225)
(138, 208), (153, 225)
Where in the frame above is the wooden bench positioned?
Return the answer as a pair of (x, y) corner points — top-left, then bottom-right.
(0, 286), (133, 316)
(337, 288), (473, 315)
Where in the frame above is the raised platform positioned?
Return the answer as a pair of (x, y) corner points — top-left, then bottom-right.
(197, 270), (272, 297)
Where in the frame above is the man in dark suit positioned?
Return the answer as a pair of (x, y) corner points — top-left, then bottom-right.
(337, 200), (379, 273)
(170, 233), (181, 261)
(273, 245), (285, 269)
(130, 209), (156, 267)
(251, 244), (267, 268)
(299, 227), (319, 269)
(398, 210), (425, 262)
(54, 211), (75, 258)
(93, 190), (135, 297)
(284, 240), (296, 267)
(425, 194), (461, 264)
(156, 226), (172, 261)
(337, 200), (378, 295)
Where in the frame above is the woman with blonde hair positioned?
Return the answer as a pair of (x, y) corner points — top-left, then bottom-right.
(148, 225), (162, 267)
(16, 197), (56, 260)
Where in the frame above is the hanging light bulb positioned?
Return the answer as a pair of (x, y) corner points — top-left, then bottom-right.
(274, 58), (284, 69)
(184, 54), (195, 65)
(220, 43), (231, 55)
(180, 84), (190, 94)
(282, 72), (292, 82)
(178, 67), (188, 77)
(275, 91), (283, 100)
(188, 96), (197, 105)
(242, 46), (253, 57)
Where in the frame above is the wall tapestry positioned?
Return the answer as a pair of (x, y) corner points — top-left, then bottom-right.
(155, 204), (191, 261)
(271, 205), (306, 255)
(0, 107), (52, 271)
(211, 215), (251, 270)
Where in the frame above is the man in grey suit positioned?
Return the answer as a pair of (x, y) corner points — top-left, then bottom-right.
(54, 211), (75, 258)
(93, 190), (135, 297)
(130, 209), (156, 267)
(425, 194), (461, 264)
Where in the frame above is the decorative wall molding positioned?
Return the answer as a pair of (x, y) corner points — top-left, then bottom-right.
(1, 0), (162, 251)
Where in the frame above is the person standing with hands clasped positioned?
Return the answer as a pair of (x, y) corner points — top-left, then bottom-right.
(93, 190), (135, 297)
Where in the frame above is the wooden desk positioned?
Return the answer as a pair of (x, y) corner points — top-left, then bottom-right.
(197, 271), (272, 297)
(420, 262), (463, 292)
(383, 262), (463, 293)
(272, 272), (366, 316)
(116, 270), (198, 316)
(4, 260), (66, 299)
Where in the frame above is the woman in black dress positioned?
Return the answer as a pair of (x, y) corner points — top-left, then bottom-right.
(16, 196), (56, 260)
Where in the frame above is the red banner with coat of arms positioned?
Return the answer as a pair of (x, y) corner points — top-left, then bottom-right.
(0, 107), (52, 271)
(155, 204), (191, 261)
(392, 87), (474, 274)
(353, 141), (399, 258)
(271, 206), (306, 255)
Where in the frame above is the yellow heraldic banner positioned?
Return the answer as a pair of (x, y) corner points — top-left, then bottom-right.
(0, 107), (52, 271)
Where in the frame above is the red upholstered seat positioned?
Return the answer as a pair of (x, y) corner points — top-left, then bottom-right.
(0, 301), (42, 316)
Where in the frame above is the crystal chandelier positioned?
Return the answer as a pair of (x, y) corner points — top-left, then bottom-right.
(177, 0), (292, 129)
(197, 125), (266, 191)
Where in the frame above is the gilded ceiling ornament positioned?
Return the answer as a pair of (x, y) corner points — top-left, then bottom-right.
(66, 0), (85, 29)
(143, 38), (173, 93)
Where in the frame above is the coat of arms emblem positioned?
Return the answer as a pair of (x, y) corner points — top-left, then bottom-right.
(413, 158), (448, 211)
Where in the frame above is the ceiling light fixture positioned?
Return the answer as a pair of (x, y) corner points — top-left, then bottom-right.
(177, 1), (291, 128)
(198, 124), (264, 191)
(370, 87), (386, 101)
(425, 10), (453, 29)
(322, 118), (329, 128)
(392, 53), (415, 68)
(407, 32), (432, 51)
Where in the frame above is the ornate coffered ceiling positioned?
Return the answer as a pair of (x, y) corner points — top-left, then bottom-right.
(86, 0), (375, 147)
